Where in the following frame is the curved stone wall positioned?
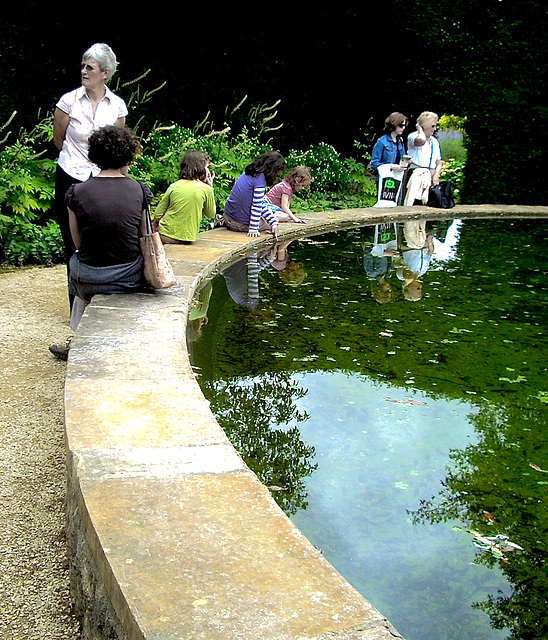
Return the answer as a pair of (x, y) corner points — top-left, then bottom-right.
(64, 205), (548, 639)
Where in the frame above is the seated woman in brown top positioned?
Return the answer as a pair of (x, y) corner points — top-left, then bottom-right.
(49, 125), (153, 358)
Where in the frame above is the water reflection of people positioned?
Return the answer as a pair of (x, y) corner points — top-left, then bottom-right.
(397, 220), (434, 301)
(270, 241), (307, 287)
(364, 221), (437, 302)
(397, 217), (462, 301)
(186, 280), (212, 343)
(222, 242), (308, 310)
(364, 247), (396, 303)
(221, 250), (275, 310)
(364, 224), (398, 303)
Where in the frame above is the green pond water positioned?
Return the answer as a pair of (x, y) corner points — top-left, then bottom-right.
(188, 217), (548, 640)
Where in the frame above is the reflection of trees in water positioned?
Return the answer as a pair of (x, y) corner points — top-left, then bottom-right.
(191, 218), (548, 636)
(204, 371), (316, 516)
(409, 401), (548, 639)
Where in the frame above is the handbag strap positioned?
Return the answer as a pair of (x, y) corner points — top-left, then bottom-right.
(138, 181), (153, 235)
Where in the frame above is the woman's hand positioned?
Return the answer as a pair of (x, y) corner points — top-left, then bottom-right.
(413, 124), (427, 146)
(432, 160), (443, 186)
(204, 167), (215, 186)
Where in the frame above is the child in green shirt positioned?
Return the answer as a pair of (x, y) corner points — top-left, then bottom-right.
(153, 151), (216, 243)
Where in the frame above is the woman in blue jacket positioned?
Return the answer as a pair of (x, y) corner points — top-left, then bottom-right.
(369, 112), (408, 178)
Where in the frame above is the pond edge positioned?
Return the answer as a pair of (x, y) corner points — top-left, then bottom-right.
(64, 204), (548, 639)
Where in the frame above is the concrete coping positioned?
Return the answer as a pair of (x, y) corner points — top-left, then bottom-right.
(64, 204), (548, 639)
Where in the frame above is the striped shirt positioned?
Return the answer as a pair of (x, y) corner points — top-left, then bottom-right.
(224, 173), (278, 233)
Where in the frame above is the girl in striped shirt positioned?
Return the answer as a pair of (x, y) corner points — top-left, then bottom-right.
(223, 151), (286, 239)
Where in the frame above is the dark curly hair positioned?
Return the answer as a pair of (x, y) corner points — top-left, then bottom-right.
(245, 151), (286, 186)
(87, 125), (141, 170)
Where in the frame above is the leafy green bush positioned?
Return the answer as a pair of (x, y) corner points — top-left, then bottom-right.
(1, 95), (377, 267)
(438, 135), (467, 164)
(438, 114), (466, 132)
(284, 143), (376, 212)
(130, 97), (285, 208)
(131, 112), (377, 216)
(436, 114), (467, 202)
(0, 115), (62, 265)
(437, 114), (468, 164)
(131, 124), (273, 210)
(440, 159), (465, 203)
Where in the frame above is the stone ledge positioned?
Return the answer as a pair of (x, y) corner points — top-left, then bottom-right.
(64, 205), (548, 639)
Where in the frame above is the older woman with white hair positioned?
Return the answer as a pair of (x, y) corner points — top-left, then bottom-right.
(53, 43), (128, 309)
(407, 111), (443, 185)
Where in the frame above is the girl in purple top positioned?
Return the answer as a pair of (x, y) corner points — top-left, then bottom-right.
(223, 151), (286, 239)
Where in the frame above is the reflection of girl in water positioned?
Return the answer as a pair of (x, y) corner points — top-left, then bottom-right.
(271, 242), (307, 287)
(278, 261), (307, 287)
(222, 250), (275, 310)
(187, 280), (212, 342)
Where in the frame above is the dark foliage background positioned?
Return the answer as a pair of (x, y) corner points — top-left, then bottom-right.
(1, 1), (547, 204)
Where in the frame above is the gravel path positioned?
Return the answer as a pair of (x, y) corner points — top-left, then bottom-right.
(0, 264), (81, 639)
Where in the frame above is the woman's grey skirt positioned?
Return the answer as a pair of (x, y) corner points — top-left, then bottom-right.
(68, 253), (144, 302)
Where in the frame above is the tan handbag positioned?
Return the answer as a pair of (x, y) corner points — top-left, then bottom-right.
(139, 183), (177, 289)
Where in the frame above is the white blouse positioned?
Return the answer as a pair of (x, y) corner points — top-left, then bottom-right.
(56, 85), (128, 180)
(407, 131), (442, 169)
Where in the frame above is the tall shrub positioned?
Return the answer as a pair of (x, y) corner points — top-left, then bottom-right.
(1, 96), (377, 267)
(0, 115), (61, 265)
